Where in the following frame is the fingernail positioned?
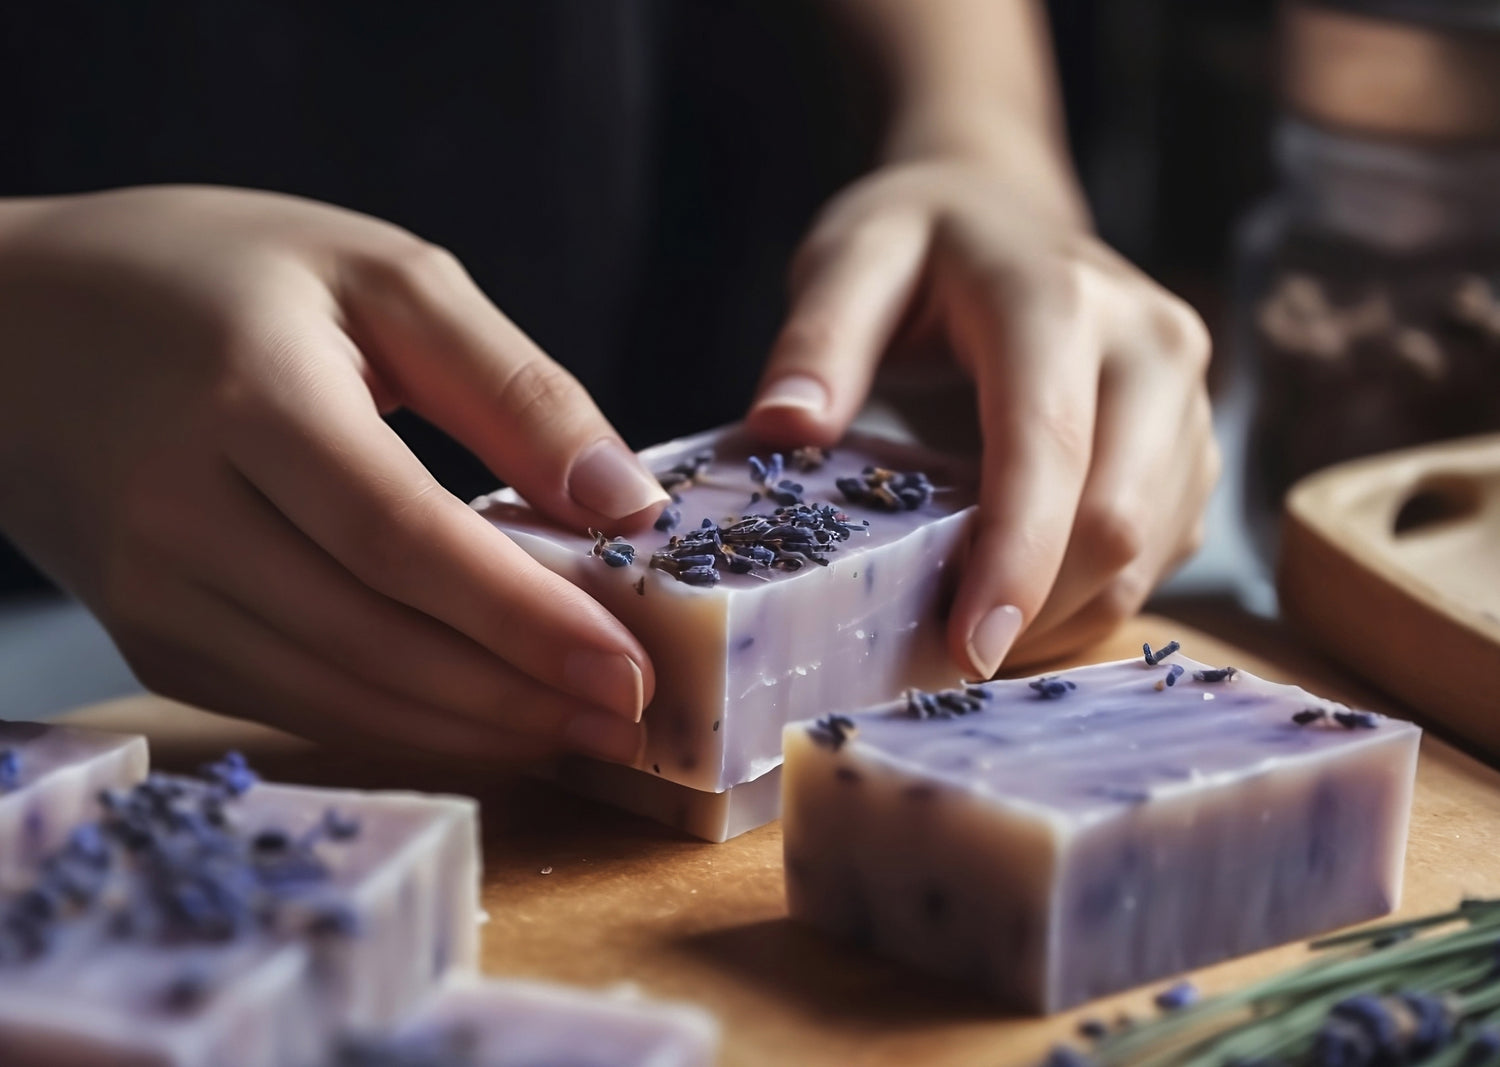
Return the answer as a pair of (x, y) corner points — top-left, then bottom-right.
(564, 709), (644, 764)
(563, 649), (645, 721)
(966, 604), (1023, 680)
(568, 439), (669, 520)
(755, 373), (829, 415)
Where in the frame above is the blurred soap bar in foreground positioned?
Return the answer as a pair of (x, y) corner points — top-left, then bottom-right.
(335, 977), (719, 1067)
(782, 651), (1422, 1012)
(474, 424), (977, 832)
(0, 759), (480, 1067)
(0, 721), (148, 888)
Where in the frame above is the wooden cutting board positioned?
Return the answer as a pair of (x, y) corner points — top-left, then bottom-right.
(58, 615), (1500, 1067)
(1281, 434), (1500, 759)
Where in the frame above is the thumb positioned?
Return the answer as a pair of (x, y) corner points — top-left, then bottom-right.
(747, 214), (929, 446)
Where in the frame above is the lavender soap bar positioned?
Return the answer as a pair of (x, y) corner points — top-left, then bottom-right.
(336, 978), (719, 1067)
(782, 650), (1421, 1012)
(0, 758), (480, 1067)
(473, 425), (977, 794)
(0, 721), (148, 888)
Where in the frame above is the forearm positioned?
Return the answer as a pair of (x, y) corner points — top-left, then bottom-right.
(835, 0), (1089, 228)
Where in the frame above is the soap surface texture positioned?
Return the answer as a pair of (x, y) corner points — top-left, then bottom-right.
(474, 425), (978, 797)
(336, 977), (719, 1067)
(0, 721), (148, 888)
(0, 763), (480, 1067)
(782, 653), (1422, 1011)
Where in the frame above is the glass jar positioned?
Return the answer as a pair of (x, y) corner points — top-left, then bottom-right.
(1232, 3), (1500, 567)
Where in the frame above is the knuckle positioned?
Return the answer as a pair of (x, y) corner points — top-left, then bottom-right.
(1075, 498), (1148, 570)
(1151, 295), (1212, 371)
(494, 357), (590, 429)
(368, 237), (469, 299)
(1026, 395), (1094, 465)
(1096, 568), (1153, 625)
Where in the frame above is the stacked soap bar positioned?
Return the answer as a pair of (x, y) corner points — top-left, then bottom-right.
(0, 721), (148, 887)
(335, 978), (719, 1067)
(475, 425), (977, 838)
(782, 651), (1422, 1012)
(0, 754), (480, 1067)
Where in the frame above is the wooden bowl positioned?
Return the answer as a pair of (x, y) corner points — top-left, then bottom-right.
(1279, 433), (1500, 756)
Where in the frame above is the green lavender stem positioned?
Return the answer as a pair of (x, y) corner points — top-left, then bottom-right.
(1067, 898), (1500, 1067)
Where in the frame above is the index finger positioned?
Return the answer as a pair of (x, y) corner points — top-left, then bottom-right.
(225, 319), (654, 721)
(946, 272), (1102, 679)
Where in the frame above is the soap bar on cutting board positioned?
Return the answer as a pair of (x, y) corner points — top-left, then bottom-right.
(548, 756), (781, 843)
(335, 978), (719, 1067)
(782, 653), (1422, 1013)
(0, 721), (148, 888)
(0, 763), (481, 1067)
(473, 425), (978, 794)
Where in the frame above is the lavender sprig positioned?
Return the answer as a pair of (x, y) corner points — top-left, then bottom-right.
(1042, 898), (1500, 1067)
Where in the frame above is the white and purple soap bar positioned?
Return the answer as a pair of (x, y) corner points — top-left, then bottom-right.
(474, 425), (978, 794)
(781, 649), (1422, 1012)
(0, 757), (481, 1067)
(0, 721), (148, 888)
(335, 978), (719, 1067)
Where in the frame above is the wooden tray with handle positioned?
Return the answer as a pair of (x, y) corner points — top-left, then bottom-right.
(1280, 433), (1500, 760)
(54, 615), (1500, 1067)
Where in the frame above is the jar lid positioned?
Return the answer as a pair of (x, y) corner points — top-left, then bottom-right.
(1282, 1), (1500, 142)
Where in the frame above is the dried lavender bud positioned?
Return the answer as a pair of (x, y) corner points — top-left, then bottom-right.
(790, 446), (828, 472)
(0, 748), (19, 791)
(306, 901), (362, 938)
(837, 467), (935, 512)
(321, 808), (362, 841)
(808, 714), (858, 751)
(748, 453), (785, 488)
(1332, 710), (1378, 730)
(600, 546), (634, 568)
(1143, 640), (1181, 666)
(198, 751), (258, 796)
(1293, 708), (1328, 726)
(1030, 676), (1077, 700)
(160, 967), (212, 1013)
(1154, 980), (1199, 1011)
(653, 506), (682, 532)
(1042, 1046), (1098, 1067)
(655, 450), (714, 493)
(1193, 667), (1238, 684)
(1076, 1018), (1109, 1041)
(1162, 664), (1186, 688)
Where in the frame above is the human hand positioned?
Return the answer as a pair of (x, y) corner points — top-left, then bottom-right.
(746, 160), (1217, 676)
(0, 185), (669, 761)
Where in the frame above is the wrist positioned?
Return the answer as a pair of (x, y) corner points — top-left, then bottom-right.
(883, 102), (1093, 232)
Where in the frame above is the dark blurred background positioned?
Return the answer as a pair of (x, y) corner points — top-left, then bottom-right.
(10, 0), (1499, 715)
(0, 0), (1278, 504)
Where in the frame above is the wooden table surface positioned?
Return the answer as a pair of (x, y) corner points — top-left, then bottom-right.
(59, 614), (1500, 1067)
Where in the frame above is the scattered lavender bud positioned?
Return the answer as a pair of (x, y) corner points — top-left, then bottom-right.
(790, 446), (828, 472)
(1333, 710), (1379, 730)
(1154, 981), (1199, 1011)
(1042, 1046), (1098, 1067)
(809, 714), (858, 751)
(1143, 640), (1181, 666)
(1077, 1018), (1109, 1041)
(1293, 708), (1328, 726)
(837, 467), (935, 511)
(0, 748), (20, 791)
(1030, 676), (1077, 700)
(1193, 667), (1238, 684)
(653, 506), (682, 532)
